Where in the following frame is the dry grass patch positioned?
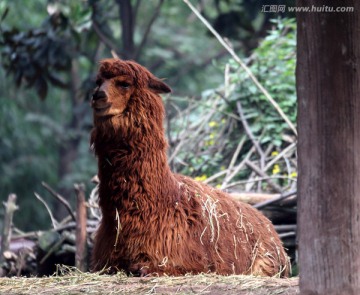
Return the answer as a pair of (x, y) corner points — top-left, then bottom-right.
(0, 266), (298, 295)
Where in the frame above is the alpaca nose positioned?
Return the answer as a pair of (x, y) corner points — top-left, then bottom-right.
(93, 90), (107, 101)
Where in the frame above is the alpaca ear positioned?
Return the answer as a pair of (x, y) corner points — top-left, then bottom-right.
(148, 77), (172, 94)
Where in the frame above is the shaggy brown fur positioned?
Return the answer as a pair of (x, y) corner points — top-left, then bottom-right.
(90, 58), (290, 277)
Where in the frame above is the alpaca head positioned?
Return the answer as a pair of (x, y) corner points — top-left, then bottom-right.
(91, 58), (172, 149)
(91, 58), (171, 129)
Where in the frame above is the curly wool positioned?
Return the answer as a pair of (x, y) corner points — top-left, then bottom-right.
(90, 58), (290, 277)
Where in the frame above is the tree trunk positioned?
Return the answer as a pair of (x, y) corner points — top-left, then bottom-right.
(117, 0), (135, 59)
(297, 1), (360, 294)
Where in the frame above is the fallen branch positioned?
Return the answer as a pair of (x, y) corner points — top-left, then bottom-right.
(254, 190), (297, 209)
(229, 192), (280, 205)
(223, 175), (296, 190)
(278, 232), (296, 239)
(0, 194), (18, 265)
(274, 225), (297, 232)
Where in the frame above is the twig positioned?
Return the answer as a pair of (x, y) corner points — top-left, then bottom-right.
(12, 220), (99, 240)
(203, 169), (228, 184)
(236, 101), (266, 170)
(224, 63), (230, 98)
(42, 182), (76, 221)
(135, 0), (164, 60)
(274, 225), (297, 232)
(265, 142), (297, 171)
(221, 147), (255, 189)
(111, 50), (120, 59)
(74, 183), (88, 272)
(91, 16), (118, 54)
(34, 193), (58, 229)
(254, 190), (297, 209)
(223, 175), (297, 190)
(182, 0), (297, 136)
(0, 194), (18, 265)
(244, 160), (283, 193)
(203, 137), (245, 185)
(133, 0), (142, 21)
(278, 232), (296, 239)
(168, 107), (217, 164)
(226, 136), (246, 174)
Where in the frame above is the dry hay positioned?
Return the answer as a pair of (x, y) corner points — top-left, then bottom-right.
(187, 181), (289, 277)
(0, 266), (299, 295)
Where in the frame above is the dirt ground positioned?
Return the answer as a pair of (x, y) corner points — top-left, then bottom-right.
(0, 272), (299, 295)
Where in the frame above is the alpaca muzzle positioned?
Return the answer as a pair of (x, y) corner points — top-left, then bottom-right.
(92, 90), (107, 101)
(92, 90), (111, 113)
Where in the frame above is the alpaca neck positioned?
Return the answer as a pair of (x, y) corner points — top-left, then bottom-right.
(94, 124), (176, 205)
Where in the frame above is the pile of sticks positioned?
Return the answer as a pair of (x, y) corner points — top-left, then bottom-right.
(0, 182), (98, 276)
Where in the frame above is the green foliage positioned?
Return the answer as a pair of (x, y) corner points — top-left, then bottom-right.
(169, 18), (297, 187)
(0, 5), (91, 100)
(229, 18), (296, 146)
(0, 72), (97, 230)
(0, 73), (56, 229)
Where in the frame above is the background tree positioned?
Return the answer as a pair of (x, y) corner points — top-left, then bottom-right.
(297, 0), (360, 293)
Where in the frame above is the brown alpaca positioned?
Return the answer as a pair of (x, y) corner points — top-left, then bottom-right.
(90, 58), (290, 277)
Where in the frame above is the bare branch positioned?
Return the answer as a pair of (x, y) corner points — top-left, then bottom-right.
(236, 101), (266, 170)
(42, 182), (76, 222)
(221, 147), (255, 189)
(135, 0), (164, 60)
(254, 190), (297, 209)
(265, 142), (297, 171)
(133, 0), (142, 21)
(34, 193), (58, 229)
(244, 160), (283, 193)
(223, 175), (297, 190)
(92, 20), (118, 54)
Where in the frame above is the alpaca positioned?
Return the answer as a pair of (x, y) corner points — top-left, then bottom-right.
(90, 58), (290, 277)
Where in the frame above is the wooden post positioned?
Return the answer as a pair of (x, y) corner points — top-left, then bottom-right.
(74, 184), (87, 272)
(0, 194), (18, 265)
(297, 1), (360, 294)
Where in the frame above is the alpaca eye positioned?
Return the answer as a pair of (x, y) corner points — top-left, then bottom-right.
(115, 81), (130, 89)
